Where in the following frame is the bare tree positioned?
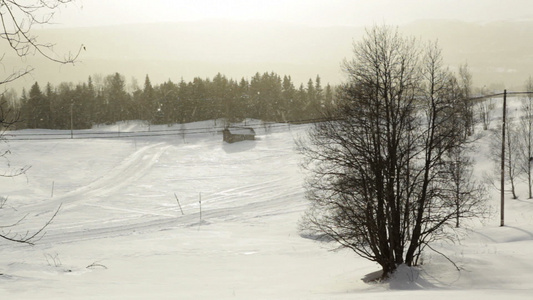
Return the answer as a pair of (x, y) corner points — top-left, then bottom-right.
(518, 76), (533, 199)
(506, 122), (521, 199)
(443, 145), (488, 228)
(458, 64), (474, 137)
(478, 98), (494, 131)
(491, 119), (521, 199)
(0, 0), (79, 244)
(299, 26), (486, 279)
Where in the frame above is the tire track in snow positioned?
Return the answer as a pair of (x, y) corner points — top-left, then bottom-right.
(62, 142), (170, 202)
(21, 142), (170, 214)
(38, 187), (307, 245)
(35, 165), (306, 245)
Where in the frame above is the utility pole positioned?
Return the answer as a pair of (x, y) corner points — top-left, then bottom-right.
(501, 89), (507, 227)
(70, 102), (74, 139)
(469, 90), (533, 227)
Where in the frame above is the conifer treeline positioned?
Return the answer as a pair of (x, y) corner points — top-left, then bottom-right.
(12, 72), (336, 130)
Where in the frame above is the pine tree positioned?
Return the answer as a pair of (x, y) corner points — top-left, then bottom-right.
(103, 73), (129, 123)
(27, 82), (50, 128)
(306, 78), (318, 119)
(282, 75), (296, 122)
(315, 75), (324, 109)
(142, 74), (156, 123)
(324, 83), (334, 110)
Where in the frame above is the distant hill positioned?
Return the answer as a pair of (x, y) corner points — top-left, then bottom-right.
(401, 19), (533, 91)
(4, 19), (533, 93)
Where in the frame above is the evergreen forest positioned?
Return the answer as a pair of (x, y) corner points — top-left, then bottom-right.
(2, 72), (336, 130)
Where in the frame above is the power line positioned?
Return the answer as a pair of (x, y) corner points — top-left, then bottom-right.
(469, 91), (533, 101)
(7, 91), (532, 141)
(4, 118), (319, 141)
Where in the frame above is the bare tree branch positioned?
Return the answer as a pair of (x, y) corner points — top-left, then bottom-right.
(0, 1), (77, 246)
(0, 204), (61, 245)
(0, 0), (82, 64)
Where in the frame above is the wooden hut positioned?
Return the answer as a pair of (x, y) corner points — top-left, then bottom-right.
(222, 127), (256, 143)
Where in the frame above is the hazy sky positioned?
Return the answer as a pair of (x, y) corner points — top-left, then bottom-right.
(8, 0), (531, 92)
(55, 0), (533, 28)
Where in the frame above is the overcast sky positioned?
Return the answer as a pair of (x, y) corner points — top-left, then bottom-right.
(54, 0), (533, 28)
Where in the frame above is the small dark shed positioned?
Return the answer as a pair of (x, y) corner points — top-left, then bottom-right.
(222, 127), (256, 143)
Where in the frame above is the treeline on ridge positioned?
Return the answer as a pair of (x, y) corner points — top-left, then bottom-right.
(4, 72), (337, 130)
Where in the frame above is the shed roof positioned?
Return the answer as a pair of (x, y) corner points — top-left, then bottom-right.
(225, 127), (255, 136)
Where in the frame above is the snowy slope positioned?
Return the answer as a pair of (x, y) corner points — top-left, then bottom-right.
(0, 113), (532, 299)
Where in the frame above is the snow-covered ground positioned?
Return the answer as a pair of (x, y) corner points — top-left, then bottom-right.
(0, 109), (532, 299)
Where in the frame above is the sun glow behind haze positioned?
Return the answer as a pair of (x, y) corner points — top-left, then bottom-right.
(55, 0), (533, 28)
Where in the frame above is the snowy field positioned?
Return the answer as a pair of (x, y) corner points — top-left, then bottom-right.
(0, 109), (532, 299)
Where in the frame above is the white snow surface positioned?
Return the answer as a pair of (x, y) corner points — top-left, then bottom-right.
(0, 112), (532, 299)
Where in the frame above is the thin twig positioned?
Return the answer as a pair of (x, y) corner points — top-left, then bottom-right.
(425, 243), (461, 272)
